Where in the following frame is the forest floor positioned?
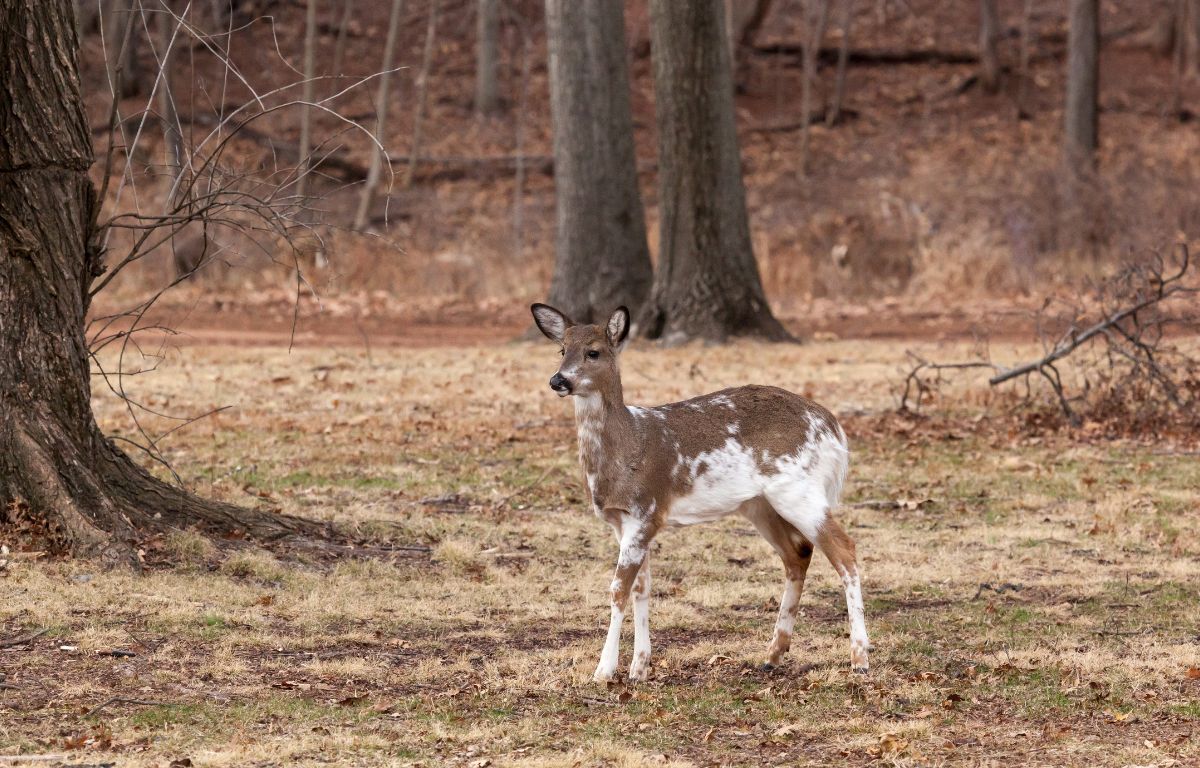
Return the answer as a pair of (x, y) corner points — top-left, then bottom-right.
(2, 335), (1199, 767)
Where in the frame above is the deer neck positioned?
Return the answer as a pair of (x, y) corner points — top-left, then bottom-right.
(573, 376), (634, 476)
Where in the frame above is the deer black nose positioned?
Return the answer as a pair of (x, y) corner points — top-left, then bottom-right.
(549, 373), (572, 395)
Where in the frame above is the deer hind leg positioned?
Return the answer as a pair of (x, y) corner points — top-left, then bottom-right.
(816, 515), (870, 673)
(744, 500), (814, 669)
(595, 510), (656, 683)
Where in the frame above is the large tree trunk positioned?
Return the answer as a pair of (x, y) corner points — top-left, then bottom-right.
(640, 0), (790, 344)
(1064, 0), (1099, 173)
(543, 0), (652, 324)
(0, 0), (322, 562)
(475, 0), (500, 115)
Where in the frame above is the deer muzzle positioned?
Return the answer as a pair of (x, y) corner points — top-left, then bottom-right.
(549, 373), (572, 396)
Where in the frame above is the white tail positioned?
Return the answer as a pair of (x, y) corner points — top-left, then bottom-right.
(532, 303), (870, 681)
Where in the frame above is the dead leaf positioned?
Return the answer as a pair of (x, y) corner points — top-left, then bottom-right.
(1185, 666), (1200, 680)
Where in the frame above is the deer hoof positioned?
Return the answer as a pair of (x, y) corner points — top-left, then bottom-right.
(759, 662), (777, 672)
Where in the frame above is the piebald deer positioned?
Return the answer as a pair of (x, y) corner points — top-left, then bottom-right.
(531, 303), (870, 682)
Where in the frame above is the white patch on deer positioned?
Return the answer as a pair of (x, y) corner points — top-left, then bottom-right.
(763, 429), (848, 541)
(668, 438), (762, 526)
(709, 394), (735, 409)
(666, 427), (849, 540)
(726, 422), (740, 435)
(627, 405), (646, 419)
(575, 393), (604, 455)
(617, 511), (647, 567)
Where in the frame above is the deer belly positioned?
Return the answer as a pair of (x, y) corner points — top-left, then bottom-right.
(665, 471), (764, 527)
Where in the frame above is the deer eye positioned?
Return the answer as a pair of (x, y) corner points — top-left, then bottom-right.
(587, 350), (601, 359)
(558, 348), (564, 356)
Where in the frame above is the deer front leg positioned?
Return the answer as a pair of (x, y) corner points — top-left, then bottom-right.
(628, 559), (651, 681)
(595, 512), (655, 682)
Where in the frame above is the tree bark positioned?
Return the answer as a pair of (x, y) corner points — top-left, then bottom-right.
(979, 0), (1001, 92)
(543, 0), (652, 324)
(354, 0), (404, 229)
(475, 0), (500, 115)
(1064, 0), (1099, 173)
(641, 0), (790, 343)
(0, 0), (323, 562)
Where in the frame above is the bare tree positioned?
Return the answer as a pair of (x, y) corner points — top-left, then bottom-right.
(827, 0), (856, 125)
(800, 0), (831, 173)
(1017, 0), (1036, 118)
(1064, 0), (1099, 174)
(332, 0), (355, 76)
(354, 0), (404, 228)
(475, 0), (500, 115)
(542, 0), (652, 324)
(296, 0), (318, 199)
(726, 0), (773, 75)
(979, 0), (1001, 92)
(103, 0), (144, 97)
(404, 0), (441, 188)
(640, 0), (790, 343)
(0, 0), (326, 561)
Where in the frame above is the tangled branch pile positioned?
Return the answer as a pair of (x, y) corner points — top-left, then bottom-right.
(901, 245), (1200, 433)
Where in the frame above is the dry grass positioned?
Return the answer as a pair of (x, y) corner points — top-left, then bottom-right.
(2, 338), (1198, 766)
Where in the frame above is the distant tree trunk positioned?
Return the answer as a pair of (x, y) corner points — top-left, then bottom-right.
(827, 0), (855, 126)
(154, 6), (198, 278)
(296, 0), (318, 199)
(800, 0), (831, 174)
(1017, 0), (1035, 118)
(726, 0), (772, 76)
(640, 0), (790, 343)
(475, 0), (500, 115)
(0, 0), (319, 562)
(354, 0), (404, 229)
(1064, 0), (1099, 174)
(979, 0), (1001, 92)
(404, 0), (441, 188)
(543, 0), (652, 324)
(103, 0), (143, 97)
(332, 0), (355, 76)
(156, 7), (184, 195)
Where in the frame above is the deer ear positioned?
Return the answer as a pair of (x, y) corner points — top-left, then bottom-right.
(531, 303), (572, 343)
(606, 306), (630, 348)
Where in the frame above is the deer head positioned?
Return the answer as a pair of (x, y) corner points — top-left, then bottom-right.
(530, 304), (630, 398)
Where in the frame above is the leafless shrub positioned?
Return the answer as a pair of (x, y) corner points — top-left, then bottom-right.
(86, 2), (391, 478)
(900, 245), (1200, 432)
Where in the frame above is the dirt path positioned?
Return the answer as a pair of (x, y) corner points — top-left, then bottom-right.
(92, 297), (1047, 349)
